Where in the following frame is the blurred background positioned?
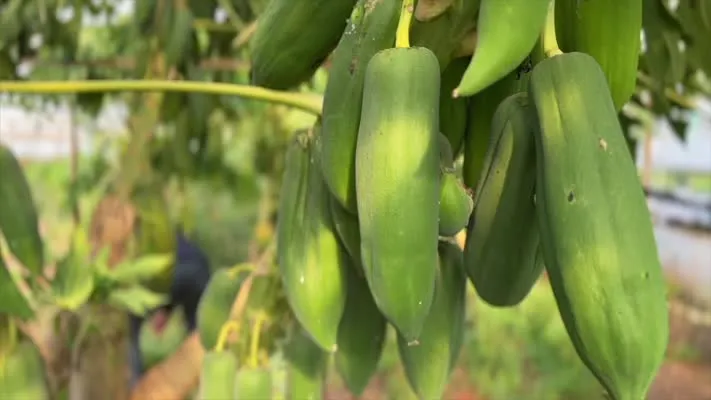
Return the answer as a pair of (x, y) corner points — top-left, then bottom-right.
(0, 0), (710, 399)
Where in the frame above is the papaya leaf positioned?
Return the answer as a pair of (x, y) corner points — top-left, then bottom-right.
(50, 252), (94, 312)
(107, 285), (169, 317)
(100, 253), (175, 285)
(0, 251), (34, 321)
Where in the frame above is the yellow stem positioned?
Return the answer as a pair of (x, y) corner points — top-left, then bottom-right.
(542, 0), (562, 58)
(227, 262), (256, 279)
(395, 0), (415, 48)
(0, 80), (323, 116)
(215, 321), (240, 352)
(248, 312), (266, 369)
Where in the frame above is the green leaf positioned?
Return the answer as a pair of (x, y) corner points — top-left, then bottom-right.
(0, 250), (34, 321)
(102, 253), (175, 285)
(107, 286), (169, 317)
(50, 252), (94, 312)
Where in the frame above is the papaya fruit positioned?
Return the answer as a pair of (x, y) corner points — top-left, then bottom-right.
(0, 144), (44, 276)
(555, 0), (642, 111)
(0, 248), (34, 320)
(528, 52), (669, 400)
(234, 367), (273, 400)
(438, 171), (473, 238)
(196, 350), (238, 400)
(335, 265), (388, 397)
(454, 0), (550, 97)
(329, 196), (363, 276)
(249, 0), (358, 90)
(439, 57), (471, 158)
(462, 66), (530, 191)
(196, 267), (246, 350)
(355, 47), (441, 342)
(320, 0), (401, 214)
(397, 241), (467, 400)
(0, 339), (51, 400)
(283, 326), (328, 400)
(464, 92), (543, 307)
(410, 0), (481, 70)
(276, 127), (348, 352)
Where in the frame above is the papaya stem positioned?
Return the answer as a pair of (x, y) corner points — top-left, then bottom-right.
(395, 0), (415, 48)
(542, 0), (563, 58)
(227, 262), (257, 279)
(0, 80), (323, 116)
(248, 312), (266, 369)
(215, 321), (240, 352)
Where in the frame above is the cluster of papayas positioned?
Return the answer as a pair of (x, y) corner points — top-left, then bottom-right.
(243, 0), (670, 399)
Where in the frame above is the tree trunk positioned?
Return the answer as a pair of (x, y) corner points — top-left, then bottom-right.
(69, 304), (131, 400)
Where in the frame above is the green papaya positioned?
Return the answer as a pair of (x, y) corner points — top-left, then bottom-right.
(283, 326), (328, 400)
(234, 367), (273, 400)
(464, 92), (543, 307)
(196, 350), (238, 400)
(555, 0), (642, 111)
(329, 196), (363, 276)
(438, 170), (473, 238)
(439, 57), (471, 158)
(250, 0), (358, 90)
(454, 0), (550, 97)
(196, 267), (247, 350)
(0, 339), (50, 400)
(529, 52), (669, 400)
(355, 47), (441, 342)
(320, 0), (401, 214)
(335, 266), (388, 397)
(0, 248), (34, 320)
(276, 127), (348, 352)
(462, 67), (529, 191)
(0, 144), (44, 276)
(397, 241), (467, 400)
(410, 0), (482, 70)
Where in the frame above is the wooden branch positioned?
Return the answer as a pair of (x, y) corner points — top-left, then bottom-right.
(21, 57), (251, 73)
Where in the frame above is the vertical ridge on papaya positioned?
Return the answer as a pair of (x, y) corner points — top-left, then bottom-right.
(355, 46), (441, 343)
(320, 0), (401, 214)
(554, 0), (642, 111)
(454, 0), (550, 97)
(464, 92), (542, 307)
(528, 52), (669, 400)
(276, 127), (348, 352)
(249, 0), (358, 90)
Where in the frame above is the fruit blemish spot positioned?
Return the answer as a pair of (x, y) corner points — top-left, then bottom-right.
(567, 191), (575, 203)
(598, 138), (608, 151)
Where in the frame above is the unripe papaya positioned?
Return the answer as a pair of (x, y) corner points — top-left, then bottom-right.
(276, 128), (348, 352)
(397, 241), (467, 400)
(249, 0), (358, 90)
(439, 171), (473, 237)
(196, 350), (238, 400)
(462, 67), (529, 191)
(320, 0), (401, 214)
(464, 92), (543, 307)
(0, 248), (33, 320)
(529, 52), (669, 400)
(355, 47), (441, 342)
(196, 267), (246, 350)
(555, 0), (642, 111)
(329, 197), (363, 276)
(283, 326), (327, 400)
(234, 367), (273, 400)
(0, 144), (44, 276)
(439, 57), (471, 158)
(454, 0), (550, 97)
(335, 265), (388, 397)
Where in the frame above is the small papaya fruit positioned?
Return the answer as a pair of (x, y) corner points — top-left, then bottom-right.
(283, 326), (328, 400)
(196, 267), (246, 350)
(197, 350), (238, 400)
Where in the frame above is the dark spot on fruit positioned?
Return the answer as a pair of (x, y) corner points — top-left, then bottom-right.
(567, 191), (575, 203)
(643, 272), (649, 279)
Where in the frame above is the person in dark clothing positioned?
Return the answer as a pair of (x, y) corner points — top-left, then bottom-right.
(128, 228), (212, 388)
